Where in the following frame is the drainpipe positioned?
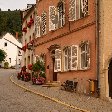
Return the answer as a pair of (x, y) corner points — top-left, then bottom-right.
(96, 0), (100, 92)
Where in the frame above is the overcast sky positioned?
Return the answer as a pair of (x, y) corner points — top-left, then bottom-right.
(0, 0), (36, 11)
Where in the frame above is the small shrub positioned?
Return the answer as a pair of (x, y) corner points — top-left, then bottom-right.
(4, 62), (9, 69)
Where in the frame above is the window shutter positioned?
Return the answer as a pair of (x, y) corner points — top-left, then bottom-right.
(54, 49), (61, 72)
(68, 46), (72, 70)
(35, 16), (41, 37)
(69, 0), (76, 21)
(80, 0), (88, 18)
(64, 48), (68, 71)
(58, 2), (65, 28)
(71, 45), (78, 70)
(41, 12), (47, 35)
(87, 41), (90, 68)
(49, 6), (56, 31)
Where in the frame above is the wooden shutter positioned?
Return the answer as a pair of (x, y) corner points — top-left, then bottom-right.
(49, 6), (56, 31)
(71, 45), (78, 70)
(58, 2), (65, 28)
(86, 41), (90, 68)
(64, 48), (68, 71)
(80, 0), (88, 18)
(41, 12), (47, 35)
(54, 49), (61, 72)
(69, 0), (76, 21)
(68, 46), (71, 70)
(35, 16), (41, 37)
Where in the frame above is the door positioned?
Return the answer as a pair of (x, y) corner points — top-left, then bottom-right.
(108, 60), (112, 98)
(52, 58), (57, 81)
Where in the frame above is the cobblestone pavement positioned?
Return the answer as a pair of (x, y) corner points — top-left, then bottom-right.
(1, 69), (112, 112)
(0, 69), (81, 112)
(12, 70), (112, 112)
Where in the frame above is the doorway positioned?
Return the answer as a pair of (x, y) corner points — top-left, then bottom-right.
(52, 58), (57, 81)
(108, 60), (112, 98)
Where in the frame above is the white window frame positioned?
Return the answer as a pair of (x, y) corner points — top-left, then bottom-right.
(57, 1), (65, 28)
(35, 16), (41, 38)
(49, 6), (57, 31)
(79, 0), (88, 18)
(64, 45), (78, 71)
(80, 41), (90, 70)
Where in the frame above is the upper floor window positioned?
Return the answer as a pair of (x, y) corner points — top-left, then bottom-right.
(69, 0), (88, 21)
(80, 41), (90, 69)
(57, 1), (65, 28)
(4, 42), (7, 47)
(64, 45), (78, 71)
(80, 0), (88, 18)
(41, 11), (47, 35)
(35, 16), (41, 38)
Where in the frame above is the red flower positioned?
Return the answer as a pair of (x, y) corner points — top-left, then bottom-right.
(22, 27), (27, 33)
(30, 18), (34, 24)
(27, 21), (32, 28)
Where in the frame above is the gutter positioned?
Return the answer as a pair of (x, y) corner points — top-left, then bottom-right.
(96, 0), (100, 91)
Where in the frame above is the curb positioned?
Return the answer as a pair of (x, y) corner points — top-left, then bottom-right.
(10, 75), (90, 112)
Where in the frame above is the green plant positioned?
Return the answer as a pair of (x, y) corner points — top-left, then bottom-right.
(4, 62), (9, 69)
(0, 49), (7, 62)
(32, 60), (46, 78)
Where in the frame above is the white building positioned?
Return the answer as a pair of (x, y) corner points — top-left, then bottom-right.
(0, 33), (22, 68)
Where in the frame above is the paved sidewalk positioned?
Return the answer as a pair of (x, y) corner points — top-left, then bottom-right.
(12, 74), (112, 112)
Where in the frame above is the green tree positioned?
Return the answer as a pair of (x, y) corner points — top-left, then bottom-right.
(0, 49), (7, 62)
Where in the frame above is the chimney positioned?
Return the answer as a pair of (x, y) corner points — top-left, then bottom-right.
(16, 32), (18, 40)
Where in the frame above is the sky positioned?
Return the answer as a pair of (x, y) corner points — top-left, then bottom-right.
(0, 0), (36, 11)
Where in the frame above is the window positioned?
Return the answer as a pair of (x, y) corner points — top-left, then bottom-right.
(57, 1), (65, 28)
(80, 41), (90, 69)
(69, 0), (88, 21)
(80, 0), (88, 18)
(54, 49), (61, 72)
(41, 11), (47, 35)
(4, 42), (7, 47)
(64, 45), (78, 71)
(9, 58), (11, 63)
(49, 6), (57, 31)
(35, 16), (41, 37)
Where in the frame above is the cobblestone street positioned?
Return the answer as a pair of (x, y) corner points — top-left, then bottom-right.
(1, 69), (112, 112)
(0, 69), (80, 112)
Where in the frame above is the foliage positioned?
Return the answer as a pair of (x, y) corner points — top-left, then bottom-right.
(0, 49), (7, 62)
(4, 62), (9, 69)
(0, 10), (22, 38)
(32, 60), (46, 78)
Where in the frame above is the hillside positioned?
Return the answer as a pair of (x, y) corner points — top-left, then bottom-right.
(0, 10), (22, 38)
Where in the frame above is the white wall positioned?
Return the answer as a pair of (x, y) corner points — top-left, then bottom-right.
(0, 33), (22, 68)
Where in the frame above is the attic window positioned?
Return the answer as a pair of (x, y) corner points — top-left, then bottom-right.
(4, 42), (7, 47)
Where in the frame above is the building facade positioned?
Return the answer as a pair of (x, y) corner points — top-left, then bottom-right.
(0, 33), (22, 68)
(34, 0), (97, 94)
(21, 4), (36, 72)
(99, 0), (112, 100)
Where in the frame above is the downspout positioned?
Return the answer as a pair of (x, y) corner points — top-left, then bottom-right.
(96, 0), (100, 94)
